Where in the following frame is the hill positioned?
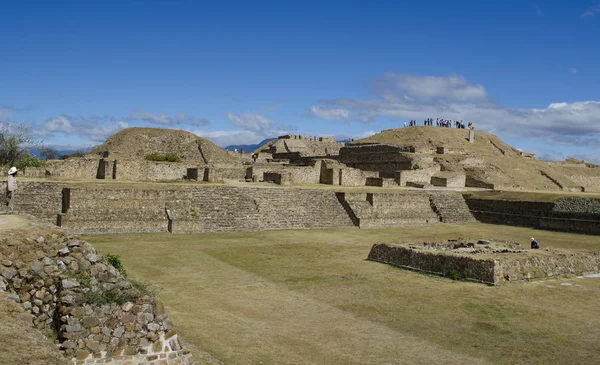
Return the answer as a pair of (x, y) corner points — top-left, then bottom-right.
(224, 138), (276, 152)
(353, 127), (520, 157)
(353, 127), (600, 192)
(91, 127), (238, 164)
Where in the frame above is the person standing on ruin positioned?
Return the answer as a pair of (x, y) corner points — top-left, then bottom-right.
(5, 167), (18, 214)
(404, 121), (407, 128)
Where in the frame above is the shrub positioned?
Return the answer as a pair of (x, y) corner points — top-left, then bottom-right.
(443, 269), (460, 280)
(412, 164), (421, 170)
(82, 288), (138, 306)
(104, 254), (127, 278)
(145, 153), (182, 162)
(14, 152), (45, 170)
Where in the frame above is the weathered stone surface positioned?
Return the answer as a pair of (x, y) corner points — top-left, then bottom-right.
(113, 326), (125, 338)
(83, 315), (100, 328)
(122, 302), (134, 312)
(61, 340), (77, 349)
(2, 267), (17, 280)
(75, 349), (90, 360)
(61, 278), (80, 289)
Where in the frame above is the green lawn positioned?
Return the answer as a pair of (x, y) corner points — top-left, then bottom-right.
(83, 223), (600, 365)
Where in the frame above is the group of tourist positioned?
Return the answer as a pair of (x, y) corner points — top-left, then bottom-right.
(403, 118), (475, 130)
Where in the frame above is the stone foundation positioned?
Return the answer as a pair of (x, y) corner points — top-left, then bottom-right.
(368, 240), (600, 284)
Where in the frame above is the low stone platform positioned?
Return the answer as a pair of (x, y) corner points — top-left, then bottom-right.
(367, 239), (600, 285)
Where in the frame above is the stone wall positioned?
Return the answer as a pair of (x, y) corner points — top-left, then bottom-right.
(367, 243), (496, 283)
(45, 159), (100, 180)
(59, 188), (169, 233)
(0, 227), (192, 364)
(56, 186), (356, 234)
(395, 165), (440, 186)
(368, 242), (600, 285)
(339, 143), (434, 178)
(263, 172), (291, 185)
(1, 181), (65, 223)
(430, 172), (466, 188)
(340, 192), (440, 228)
(465, 197), (600, 235)
(246, 163), (321, 185)
(38, 159), (246, 182)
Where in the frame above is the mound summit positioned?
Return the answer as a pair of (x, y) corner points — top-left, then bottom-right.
(91, 127), (237, 164)
(349, 127), (599, 191)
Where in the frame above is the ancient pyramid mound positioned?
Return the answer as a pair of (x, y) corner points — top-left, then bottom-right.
(352, 127), (600, 192)
(91, 127), (238, 164)
(353, 127), (520, 157)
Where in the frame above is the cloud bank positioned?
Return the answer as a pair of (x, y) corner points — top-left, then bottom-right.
(42, 115), (128, 142)
(127, 109), (209, 127)
(308, 72), (600, 149)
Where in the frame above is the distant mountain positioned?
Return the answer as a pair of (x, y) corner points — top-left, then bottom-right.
(28, 147), (89, 159)
(224, 138), (276, 152)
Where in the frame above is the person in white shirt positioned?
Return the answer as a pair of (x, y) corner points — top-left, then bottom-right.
(5, 167), (17, 214)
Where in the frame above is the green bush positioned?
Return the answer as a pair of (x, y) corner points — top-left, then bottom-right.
(104, 253), (127, 278)
(14, 152), (45, 170)
(412, 164), (421, 170)
(145, 153), (182, 162)
(443, 269), (460, 280)
(82, 288), (138, 305)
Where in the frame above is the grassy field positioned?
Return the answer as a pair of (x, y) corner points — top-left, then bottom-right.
(83, 223), (600, 365)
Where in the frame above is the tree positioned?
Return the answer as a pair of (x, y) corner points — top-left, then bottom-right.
(40, 146), (58, 160)
(0, 121), (42, 168)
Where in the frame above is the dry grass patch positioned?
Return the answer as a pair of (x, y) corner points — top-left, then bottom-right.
(83, 223), (600, 365)
(0, 296), (67, 365)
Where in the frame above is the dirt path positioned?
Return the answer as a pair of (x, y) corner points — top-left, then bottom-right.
(0, 214), (31, 232)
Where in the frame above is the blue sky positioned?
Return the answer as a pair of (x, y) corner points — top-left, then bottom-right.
(1, 0), (599, 162)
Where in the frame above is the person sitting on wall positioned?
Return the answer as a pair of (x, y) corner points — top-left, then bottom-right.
(530, 237), (540, 249)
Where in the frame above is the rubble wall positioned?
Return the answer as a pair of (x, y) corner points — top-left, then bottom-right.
(0, 227), (192, 364)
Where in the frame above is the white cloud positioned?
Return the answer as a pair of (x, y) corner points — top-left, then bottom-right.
(0, 106), (16, 120)
(534, 4), (543, 16)
(308, 73), (600, 146)
(309, 106), (350, 121)
(582, 3), (600, 17)
(226, 112), (275, 133)
(570, 68), (578, 74)
(42, 115), (128, 142)
(194, 130), (265, 147)
(127, 109), (209, 127)
(371, 73), (489, 103)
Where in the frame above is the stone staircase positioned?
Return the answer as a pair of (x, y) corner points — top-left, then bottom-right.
(429, 193), (476, 223)
(341, 192), (440, 228)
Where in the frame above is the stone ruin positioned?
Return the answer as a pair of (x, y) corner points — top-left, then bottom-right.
(16, 126), (600, 192)
(0, 226), (192, 364)
(367, 239), (600, 285)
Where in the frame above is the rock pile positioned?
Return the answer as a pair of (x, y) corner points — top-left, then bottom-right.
(0, 229), (192, 364)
